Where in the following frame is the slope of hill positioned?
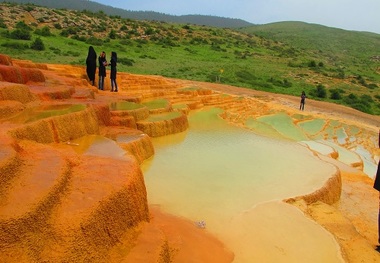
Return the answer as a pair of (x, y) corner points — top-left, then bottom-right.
(2, 0), (253, 28)
(0, 3), (379, 114)
(241, 21), (380, 64)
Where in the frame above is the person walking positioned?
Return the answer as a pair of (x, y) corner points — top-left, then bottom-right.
(85, 46), (97, 86)
(110, 51), (118, 92)
(374, 130), (380, 252)
(300, 91), (306, 111)
(98, 51), (107, 90)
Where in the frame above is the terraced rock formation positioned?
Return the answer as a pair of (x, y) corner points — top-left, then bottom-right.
(0, 52), (379, 262)
(0, 54), (234, 262)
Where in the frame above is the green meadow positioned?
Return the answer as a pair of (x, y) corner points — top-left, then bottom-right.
(0, 3), (379, 114)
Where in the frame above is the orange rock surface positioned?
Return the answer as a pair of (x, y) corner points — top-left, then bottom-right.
(1, 53), (380, 262)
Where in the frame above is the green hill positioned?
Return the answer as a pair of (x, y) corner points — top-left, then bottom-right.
(2, 0), (253, 28)
(0, 3), (379, 114)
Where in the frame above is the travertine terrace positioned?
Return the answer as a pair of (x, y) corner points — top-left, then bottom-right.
(0, 53), (380, 262)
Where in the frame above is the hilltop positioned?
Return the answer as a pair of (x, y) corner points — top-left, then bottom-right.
(0, 2), (379, 115)
(2, 0), (253, 28)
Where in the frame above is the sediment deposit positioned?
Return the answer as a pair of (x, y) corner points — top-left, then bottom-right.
(0, 53), (379, 262)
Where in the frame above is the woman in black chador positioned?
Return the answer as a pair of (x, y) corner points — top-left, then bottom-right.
(85, 46), (97, 86)
(110, 51), (118, 92)
(98, 51), (107, 90)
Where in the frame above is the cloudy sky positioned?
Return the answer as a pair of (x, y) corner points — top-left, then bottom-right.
(93, 0), (380, 34)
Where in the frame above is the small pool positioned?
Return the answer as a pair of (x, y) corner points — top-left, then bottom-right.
(142, 108), (343, 262)
(2, 104), (86, 123)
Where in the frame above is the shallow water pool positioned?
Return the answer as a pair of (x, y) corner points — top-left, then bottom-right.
(142, 108), (343, 262)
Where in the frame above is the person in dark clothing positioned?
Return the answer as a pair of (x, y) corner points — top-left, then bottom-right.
(98, 51), (107, 90)
(374, 130), (380, 252)
(85, 46), (97, 86)
(110, 51), (118, 92)
(300, 91), (306, 111)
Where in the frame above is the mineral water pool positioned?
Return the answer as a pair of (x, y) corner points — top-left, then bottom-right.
(141, 108), (344, 262)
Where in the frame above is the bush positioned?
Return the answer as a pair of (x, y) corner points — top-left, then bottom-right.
(15, 21), (32, 31)
(367, 83), (378, 89)
(118, 57), (135, 66)
(0, 18), (6, 29)
(268, 77), (292, 88)
(86, 37), (104, 46)
(35, 26), (52, 37)
(9, 29), (31, 40)
(49, 46), (61, 54)
(308, 60), (317, 68)
(1, 41), (29, 50)
(54, 23), (62, 29)
(60, 27), (79, 37)
(330, 89), (342, 100)
(343, 93), (373, 114)
(109, 29), (117, 39)
(30, 37), (45, 50)
(315, 84), (327, 98)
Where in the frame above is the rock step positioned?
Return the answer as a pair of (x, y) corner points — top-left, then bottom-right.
(110, 107), (149, 122)
(115, 221), (167, 263)
(0, 142), (69, 246)
(0, 82), (36, 103)
(28, 85), (75, 100)
(41, 154), (149, 262)
(110, 115), (137, 128)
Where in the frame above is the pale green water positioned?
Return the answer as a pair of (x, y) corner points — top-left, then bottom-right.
(141, 108), (343, 262)
(2, 104), (86, 123)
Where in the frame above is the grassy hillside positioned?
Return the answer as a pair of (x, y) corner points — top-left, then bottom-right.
(4, 0), (253, 28)
(0, 3), (379, 114)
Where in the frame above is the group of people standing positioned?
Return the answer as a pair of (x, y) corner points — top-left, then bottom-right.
(86, 46), (118, 92)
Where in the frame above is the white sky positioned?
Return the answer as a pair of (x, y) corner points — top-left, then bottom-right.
(93, 0), (380, 34)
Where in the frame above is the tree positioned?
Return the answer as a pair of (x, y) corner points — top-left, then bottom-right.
(30, 37), (45, 51)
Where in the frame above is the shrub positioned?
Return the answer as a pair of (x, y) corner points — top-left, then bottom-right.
(0, 18), (6, 29)
(268, 77), (292, 88)
(23, 5), (35, 12)
(10, 29), (31, 40)
(1, 41), (29, 50)
(315, 84), (327, 98)
(71, 34), (87, 42)
(15, 21), (32, 31)
(118, 57), (135, 66)
(35, 26), (52, 37)
(60, 27), (79, 37)
(49, 46), (61, 54)
(343, 93), (373, 114)
(367, 83), (378, 89)
(330, 89), (342, 100)
(356, 75), (367, 87)
(145, 27), (155, 35)
(86, 37), (103, 46)
(54, 23), (62, 29)
(109, 29), (117, 39)
(30, 37), (45, 50)
(308, 60), (317, 68)
(64, 50), (80, 57)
